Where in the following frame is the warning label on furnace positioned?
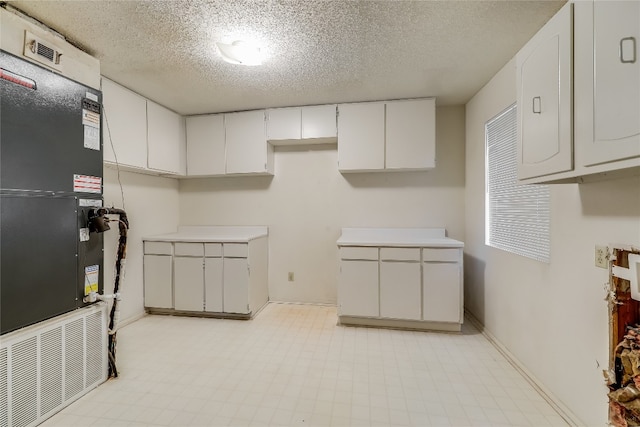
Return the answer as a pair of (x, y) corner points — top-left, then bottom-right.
(84, 265), (99, 296)
(73, 174), (101, 193)
(84, 126), (100, 151)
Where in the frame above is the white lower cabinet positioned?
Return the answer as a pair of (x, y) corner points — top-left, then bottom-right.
(338, 260), (379, 317)
(143, 233), (268, 318)
(204, 257), (223, 312)
(174, 256), (204, 311)
(380, 261), (421, 320)
(143, 254), (173, 309)
(423, 263), (461, 323)
(223, 257), (250, 314)
(337, 240), (463, 332)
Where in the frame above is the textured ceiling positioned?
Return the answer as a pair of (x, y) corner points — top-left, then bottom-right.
(7, 0), (565, 115)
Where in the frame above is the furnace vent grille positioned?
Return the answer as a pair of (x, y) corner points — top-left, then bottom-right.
(0, 304), (107, 427)
(36, 43), (54, 62)
(64, 319), (84, 401)
(85, 311), (103, 388)
(22, 31), (63, 72)
(11, 337), (37, 427)
(0, 348), (7, 427)
(40, 327), (63, 417)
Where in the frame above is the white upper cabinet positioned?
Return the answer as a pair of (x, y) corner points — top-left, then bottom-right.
(386, 98), (436, 170)
(225, 110), (274, 175)
(185, 114), (226, 176)
(517, 1), (640, 183)
(516, 2), (573, 180)
(337, 102), (385, 171)
(575, 0), (640, 167)
(266, 107), (301, 140)
(338, 99), (436, 172)
(185, 110), (273, 177)
(101, 77), (148, 170)
(147, 101), (185, 175)
(301, 104), (337, 140)
(267, 105), (337, 144)
(102, 77), (186, 176)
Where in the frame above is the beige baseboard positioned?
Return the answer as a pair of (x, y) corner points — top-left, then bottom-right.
(465, 309), (583, 426)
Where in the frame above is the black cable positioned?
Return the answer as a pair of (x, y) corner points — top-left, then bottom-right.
(98, 207), (128, 378)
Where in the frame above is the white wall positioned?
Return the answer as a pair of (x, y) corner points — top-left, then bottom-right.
(102, 167), (180, 324)
(465, 59), (640, 426)
(179, 106), (466, 304)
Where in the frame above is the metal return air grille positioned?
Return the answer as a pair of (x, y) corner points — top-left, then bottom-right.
(22, 31), (63, 72)
(35, 43), (55, 63)
(0, 304), (107, 427)
(39, 328), (62, 418)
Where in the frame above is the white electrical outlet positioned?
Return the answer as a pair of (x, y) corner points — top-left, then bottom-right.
(595, 245), (608, 269)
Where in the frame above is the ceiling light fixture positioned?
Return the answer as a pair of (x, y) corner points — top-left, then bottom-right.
(216, 40), (262, 66)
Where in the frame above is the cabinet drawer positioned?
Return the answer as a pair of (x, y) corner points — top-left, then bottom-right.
(339, 246), (379, 261)
(224, 243), (248, 258)
(423, 248), (460, 262)
(380, 248), (420, 261)
(175, 243), (204, 256)
(205, 243), (222, 257)
(144, 241), (172, 255)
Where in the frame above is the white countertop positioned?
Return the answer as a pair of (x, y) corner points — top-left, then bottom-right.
(143, 226), (268, 243)
(337, 227), (464, 248)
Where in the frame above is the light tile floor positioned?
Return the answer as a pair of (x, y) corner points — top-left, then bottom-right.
(42, 303), (569, 426)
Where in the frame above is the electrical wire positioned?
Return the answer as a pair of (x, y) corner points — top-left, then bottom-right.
(99, 80), (127, 377)
(100, 83), (126, 211)
(99, 208), (128, 378)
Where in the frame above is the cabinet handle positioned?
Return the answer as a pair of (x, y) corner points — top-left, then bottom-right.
(620, 37), (637, 64)
(532, 96), (542, 114)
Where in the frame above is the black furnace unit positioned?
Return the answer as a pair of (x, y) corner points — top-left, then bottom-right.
(1, 50), (104, 335)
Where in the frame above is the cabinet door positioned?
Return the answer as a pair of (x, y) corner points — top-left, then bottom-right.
(205, 258), (223, 312)
(174, 257), (204, 312)
(337, 103), (385, 171)
(423, 263), (461, 323)
(267, 107), (301, 140)
(302, 105), (337, 139)
(147, 101), (184, 174)
(385, 99), (436, 170)
(225, 110), (272, 174)
(578, 1), (640, 166)
(379, 262), (421, 320)
(223, 258), (250, 314)
(101, 78), (148, 169)
(186, 114), (226, 176)
(143, 255), (172, 308)
(338, 260), (379, 317)
(516, 3), (573, 180)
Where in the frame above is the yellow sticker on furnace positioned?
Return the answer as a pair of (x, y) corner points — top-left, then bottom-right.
(84, 265), (99, 296)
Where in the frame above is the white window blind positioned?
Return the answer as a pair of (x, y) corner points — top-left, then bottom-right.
(485, 104), (550, 263)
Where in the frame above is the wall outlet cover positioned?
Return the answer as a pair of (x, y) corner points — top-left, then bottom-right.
(595, 245), (608, 269)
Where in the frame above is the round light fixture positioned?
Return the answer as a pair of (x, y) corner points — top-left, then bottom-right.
(216, 40), (262, 66)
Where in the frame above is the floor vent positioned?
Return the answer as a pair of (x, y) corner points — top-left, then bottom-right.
(0, 303), (107, 427)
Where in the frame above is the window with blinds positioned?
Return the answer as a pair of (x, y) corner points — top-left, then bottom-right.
(485, 104), (550, 263)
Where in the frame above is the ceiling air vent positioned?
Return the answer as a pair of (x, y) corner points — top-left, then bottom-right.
(23, 30), (64, 72)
